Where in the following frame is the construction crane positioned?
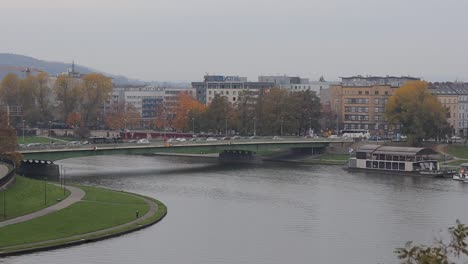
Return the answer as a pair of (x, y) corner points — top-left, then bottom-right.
(0, 66), (43, 77)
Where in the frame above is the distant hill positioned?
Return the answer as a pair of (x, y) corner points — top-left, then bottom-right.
(0, 53), (146, 85)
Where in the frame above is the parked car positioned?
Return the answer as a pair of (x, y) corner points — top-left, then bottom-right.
(231, 136), (241, 140)
(272, 136), (281, 140)
(206, 137), (218, 141)
(137, 139), (150, 144)
(176, 138), (187, 142)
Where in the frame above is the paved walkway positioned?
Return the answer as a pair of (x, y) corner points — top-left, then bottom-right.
(0, 185), (85, 228)
(0, 164), (8, 180)
(0, 194), (159, 252)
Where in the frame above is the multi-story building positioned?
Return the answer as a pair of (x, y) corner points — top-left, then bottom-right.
(192, 75), (274, 105)
(321, 76), (420, 135)
(258, 75), (338, 95)
(429, 82), (468, 136)
(428, 83), (459, 135)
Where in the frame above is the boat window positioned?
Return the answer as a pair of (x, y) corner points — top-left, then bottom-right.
(372, 154), (378, 160)
(386, 155), (392, 160)
(413, 163), (421, 171)
(386, 162), (391, 169)
(399, 163), (405, 170)
(393, 156), (399, 161)
(379, 162), (385, 169)
(356, 152), (367, 159)
(379, 154), (385, 160)
(392, 163), (398, 170)
(399, 156), (405, 161)
(366, 161), (371, 168)
(373, 161), (378, 168)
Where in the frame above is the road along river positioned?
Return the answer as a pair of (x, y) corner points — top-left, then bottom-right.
(3, 155), (468, 264)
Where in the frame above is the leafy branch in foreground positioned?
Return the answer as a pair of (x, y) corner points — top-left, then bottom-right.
(395, 220), (468, 264)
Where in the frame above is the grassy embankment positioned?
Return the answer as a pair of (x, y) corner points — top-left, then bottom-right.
(0, 176), (70, 221)
(0, 185), (166, 253)
(18, 136), (74, 145)
(441, 145), (468, 168)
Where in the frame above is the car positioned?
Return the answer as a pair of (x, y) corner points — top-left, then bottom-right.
(231, 136), (241, 140)
(176, 138), (187, 142)
(167, 138), (177, 143)
(137, 139), (150, 144)
(221, 137), (230, 140)
(206, 137), (218, 141)
(249, 136), (256, 140)
(66, 141), (81, 146)
(272, 136), (281, 140)
(451, 136), (461, 140)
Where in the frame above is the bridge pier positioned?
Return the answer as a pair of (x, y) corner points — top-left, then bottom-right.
(18, 160), (60, 181)
(219, 150), (261, 164)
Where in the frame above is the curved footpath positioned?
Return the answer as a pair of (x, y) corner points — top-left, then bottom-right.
(0, 185), (165, 257)
(0, 185), (85, 228)
(0, 165), (8, 180)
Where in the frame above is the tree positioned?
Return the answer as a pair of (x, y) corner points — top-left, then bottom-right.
(104, 102), (141, 130)
(0, 73), (20, 106)
(385, 81), (449, 146)
(66, 112), (82, 128)
(53, 75), (82, 123)
(199, 95), (235, 134)
(172, 93), (206, 132)
(80, 73), (112, 127)
(395, 220), (468, 263)
(235, 90), (258, 135)
(35, 72), (52, 123)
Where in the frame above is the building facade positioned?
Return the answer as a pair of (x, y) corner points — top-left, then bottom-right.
(192, 75), (274, 105)
(321, 76), (420, 135)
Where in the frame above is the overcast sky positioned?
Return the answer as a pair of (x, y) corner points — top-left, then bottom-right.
(1, 0), (468, 82)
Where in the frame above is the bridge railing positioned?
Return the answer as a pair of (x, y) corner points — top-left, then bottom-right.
(0, 157), (16, 189)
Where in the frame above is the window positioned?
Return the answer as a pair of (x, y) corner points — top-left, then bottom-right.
(365, 91), (369, 95)
(375, 91), (379, 95)
(358, 91), (362, 95)
(374, 99), (380, 104)
(375, 108), (380, 113)
(233, 97), (236, 101)
(384, 91), (388, 95)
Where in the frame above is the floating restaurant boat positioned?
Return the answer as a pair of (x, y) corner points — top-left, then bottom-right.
(453, 163), (468, 181)
(347, 144), (453, 177)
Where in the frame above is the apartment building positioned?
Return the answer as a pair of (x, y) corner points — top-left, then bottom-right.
(428, 83), (458, 135)
(192, 75), (274, 105)
(321, 76), (420, 135)
(258, 75), (338, 95)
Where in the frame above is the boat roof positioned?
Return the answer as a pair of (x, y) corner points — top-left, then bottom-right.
(356, 144), (438, 156)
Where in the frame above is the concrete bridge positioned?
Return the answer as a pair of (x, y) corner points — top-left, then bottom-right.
(18, 138), (353, 180)
(20, 138), (353, 161)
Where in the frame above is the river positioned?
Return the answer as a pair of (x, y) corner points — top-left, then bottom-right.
(2, 155), (468, 264)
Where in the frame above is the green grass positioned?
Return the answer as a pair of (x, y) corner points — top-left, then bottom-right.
(448, 145), (468, 159)
(441, 159), (468, 166)
(0, 176), (70, 221)
(0, 185), (150, 248)
(17, 136), (54, 144)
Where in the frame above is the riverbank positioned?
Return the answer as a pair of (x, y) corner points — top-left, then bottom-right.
(0, 182), (167, 256)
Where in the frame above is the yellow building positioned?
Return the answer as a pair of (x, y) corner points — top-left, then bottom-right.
(323, 76), (420, 135)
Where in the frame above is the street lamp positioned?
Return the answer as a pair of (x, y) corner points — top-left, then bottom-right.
(225, 117), (228, 137)
(2, 188), (5, 219)
(280, 116), (284, 136)
(22, 119), (25, 143)
(253, 117), (256, 136)
(191, 117), (195, 136)
(308, 117), (312, 135)
(44, 177), (47, 205)
(48, 121), (52, 145)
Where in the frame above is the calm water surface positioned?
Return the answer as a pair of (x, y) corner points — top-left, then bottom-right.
(2, 155), (468, 264)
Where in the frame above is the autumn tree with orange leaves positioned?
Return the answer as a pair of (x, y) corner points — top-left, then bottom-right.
(385, 81), (450, 146)
(66, 112), (82, 128)
(172, 93), (206, 132)
(105, 102), (141, 130)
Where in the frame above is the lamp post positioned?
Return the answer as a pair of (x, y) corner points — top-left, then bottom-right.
(280, 116), (284, 136)
(22, 119), (25, 143)
(48, 121), (52, 145)
(191, 117), (195, 136)
(253, 117), (256, 136)
(44, 177), (47, 205)
(225, 117), (228, 137)
(2, 188), (5, 219)
(308, 117), (312, 136)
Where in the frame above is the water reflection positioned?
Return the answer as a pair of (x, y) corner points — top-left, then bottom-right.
(3, 155), (468, 264)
